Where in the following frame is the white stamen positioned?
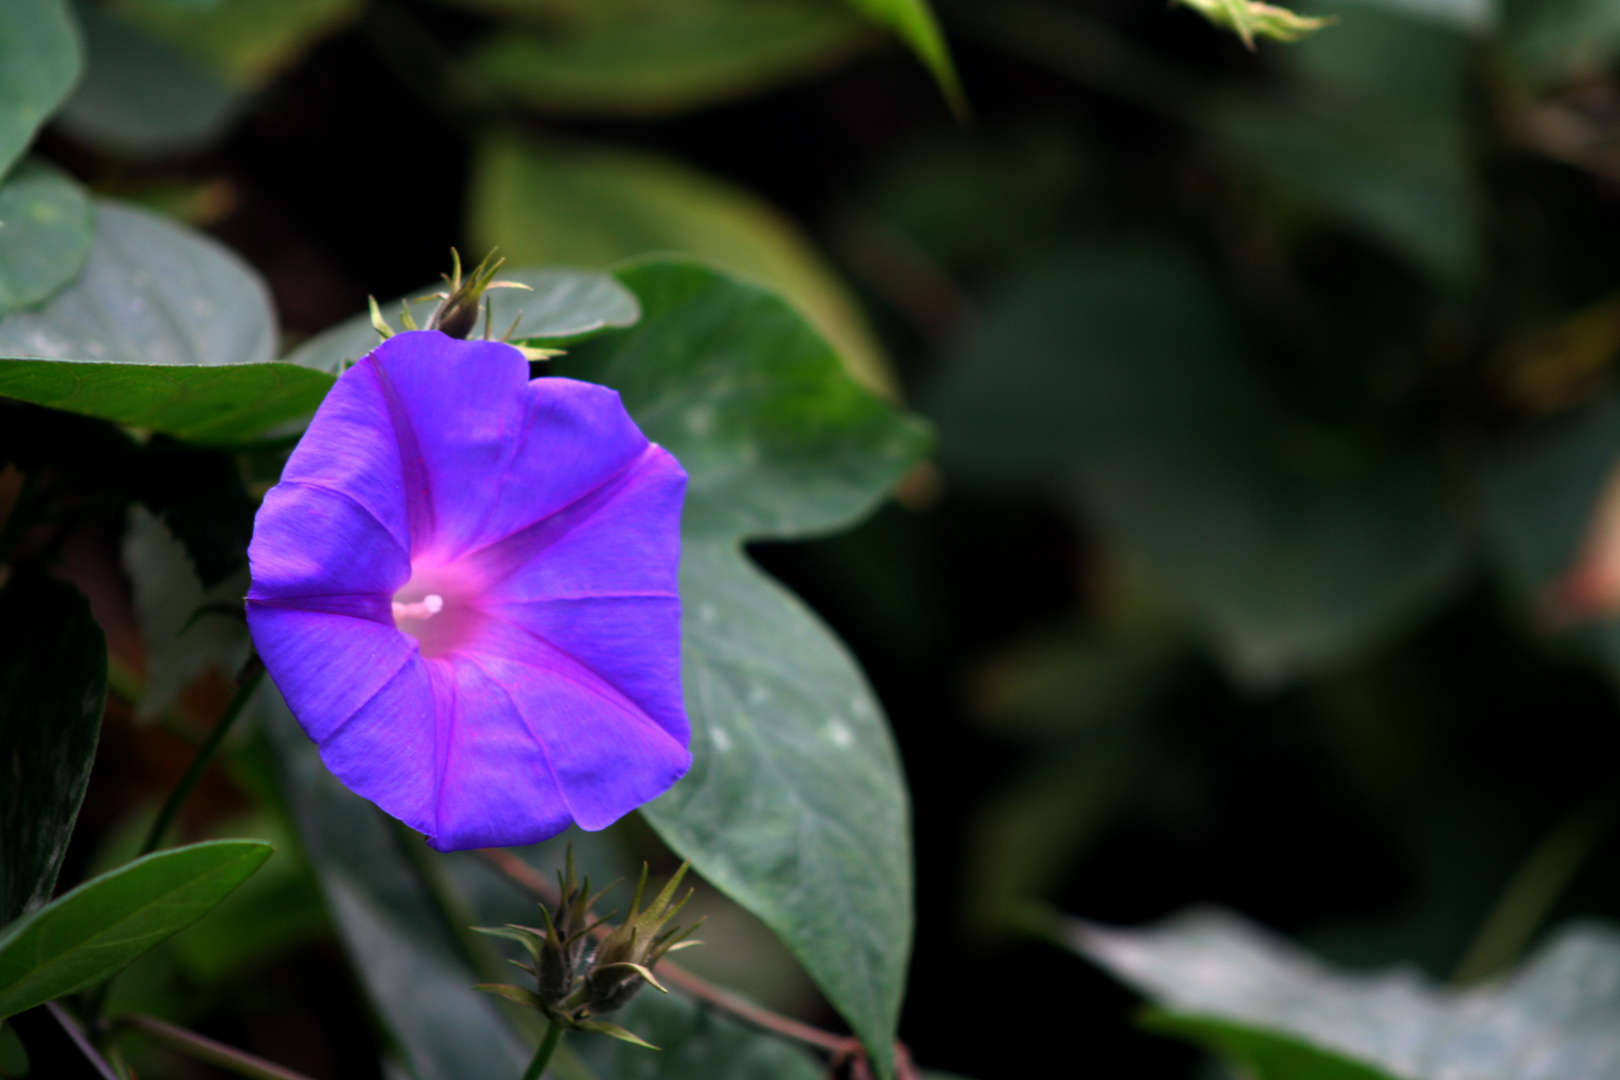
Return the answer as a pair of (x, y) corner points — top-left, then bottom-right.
(392, 593), (445, 621)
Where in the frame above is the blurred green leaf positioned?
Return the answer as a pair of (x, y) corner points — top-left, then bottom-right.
(0, 0), (81, 177)
(1204, 4), (1480, 283)
(560, 261), (932, 1080)
(121, 506), (250, 723)
(0, 840), (271, 1021)
(0, 200), (333, 444)
(55, 2), (241, 156)
(1344, 0), (1493, 32)
(109, 0), (359, 86)
(283, 266), (641, 374)
(863, 120), (1092, 275)
(1066, 907), (1620, 1080)
(0, 571), (105, 926)
(469, 132), (899, 398)
(964, 739), (1144, 936)
(1501, 0), (1620, 85)
(0, 161), (91, 314)
(841, 0), (962, 112)
(472, 0), (871, 117)
(930, 245), (1465, 682)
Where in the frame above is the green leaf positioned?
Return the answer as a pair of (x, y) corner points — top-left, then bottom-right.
(1502, 0), (1620, 86)
(469, 132), (899, 399)
(108, 0), (360, 87)
(0, 161), (91, 315)
(0, 570), (106, 926)
(54, 2), (242, 156)
(840, 0), (962, 113)
(0, 839), (271, 1021)
(121, 506), (249, 723)
(472, 0), (871, 117)
(559, 261), (931, 1080)
(0, 200), (332, 444)
(1065, 907), (1620, 1080)
(0, 0), (81, 177)
(283, 266), (641, 374)
(1351, 0), (1492, 32)
(929, 244), (1465, 682)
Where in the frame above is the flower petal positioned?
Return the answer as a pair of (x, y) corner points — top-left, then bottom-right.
(278, 346), (414, 555)
(417, 655), (575, 850)
(469, 444), (687, 602)
(311, 652), (440, 836)
(487, 596), (686, 749)
(247, 481), (410, 602)
(446, 616), (691, 838)
(363, 335), (650, 559)
(245, 605), (416, 743)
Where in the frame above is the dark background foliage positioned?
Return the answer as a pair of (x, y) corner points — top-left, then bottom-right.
(14, 0), (1620, 1076)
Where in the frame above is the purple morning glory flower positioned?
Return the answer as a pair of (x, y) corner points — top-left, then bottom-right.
(246, 330), (690, 851)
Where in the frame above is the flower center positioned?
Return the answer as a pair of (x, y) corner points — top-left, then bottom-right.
(393, 569), (477, 658)
(392, 594), (444, 621)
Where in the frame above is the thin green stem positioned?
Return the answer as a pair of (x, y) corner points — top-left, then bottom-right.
(522, 1023), (564, 1080)
(140, 660), (265, 857)
(1453, 793), (1616, 985)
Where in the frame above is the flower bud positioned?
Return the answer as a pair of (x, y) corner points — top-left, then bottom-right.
(584, 861), (698, 1014)
(474, 850), (700, 1048)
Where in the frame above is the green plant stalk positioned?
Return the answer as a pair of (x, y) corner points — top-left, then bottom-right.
(521, 1023), (564, 1080)
(139, 662), (265, 857)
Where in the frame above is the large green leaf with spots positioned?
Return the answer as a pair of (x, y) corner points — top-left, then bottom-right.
(559, 261), (932, 1080)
